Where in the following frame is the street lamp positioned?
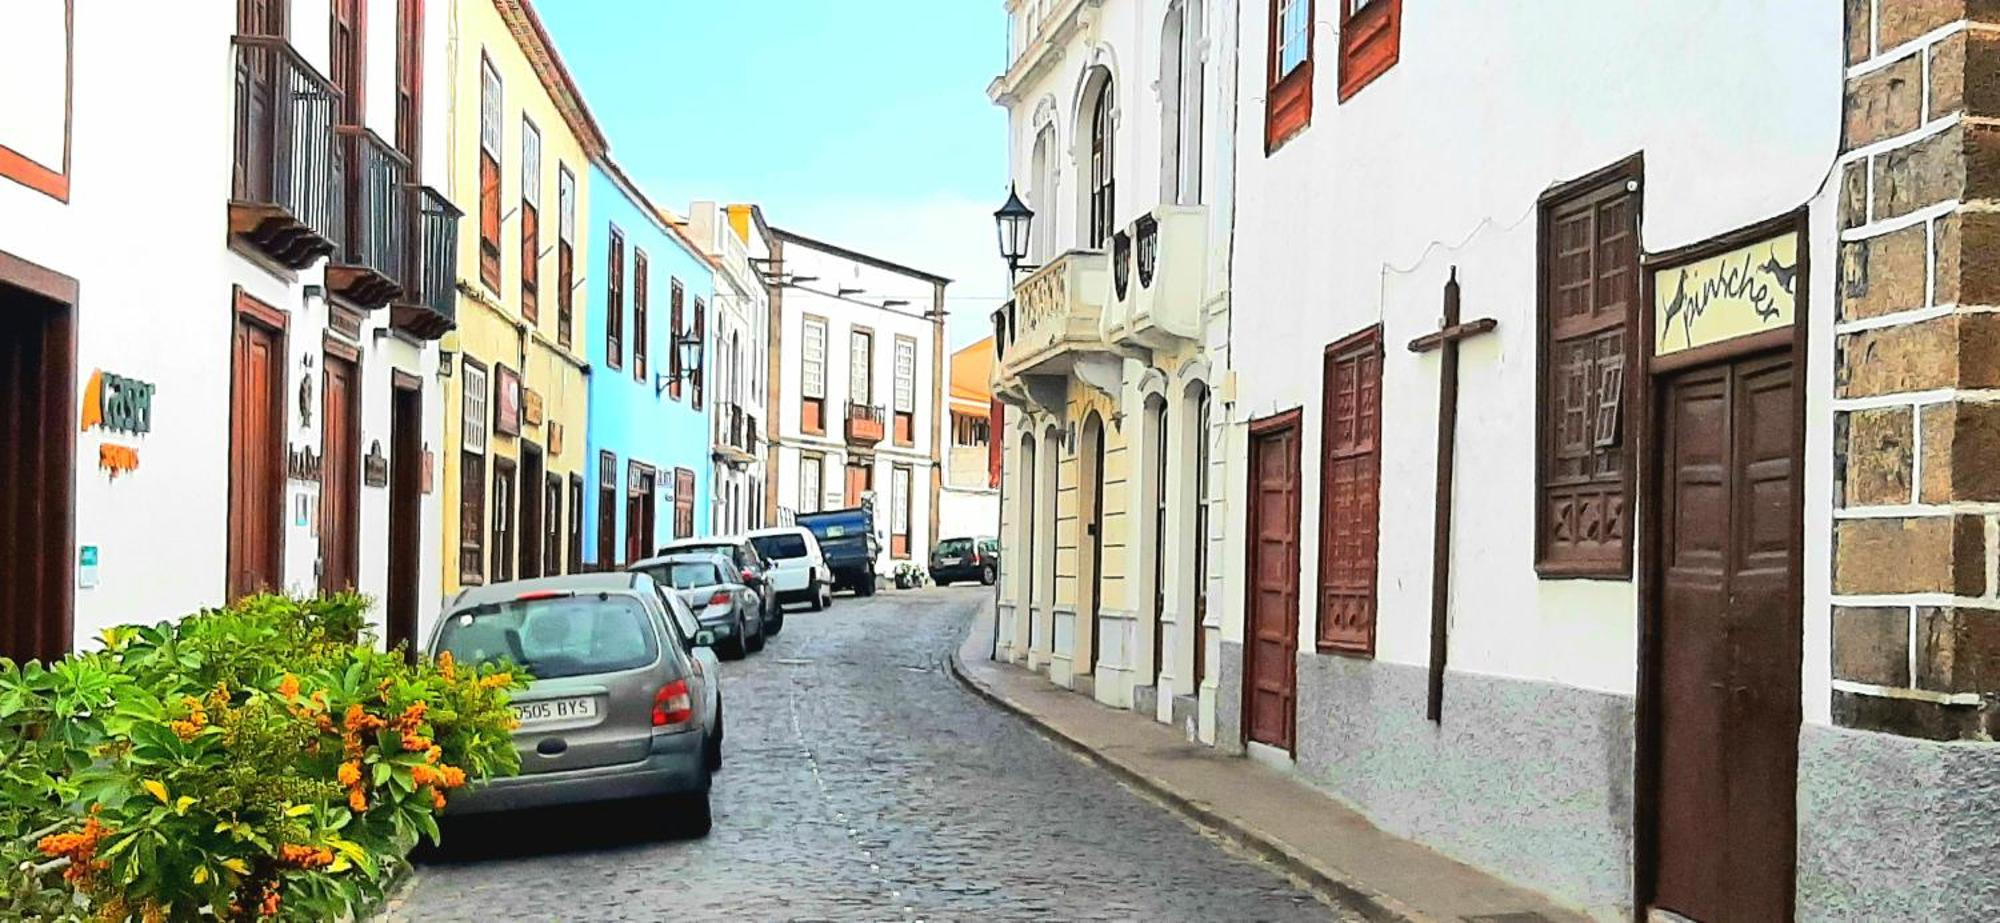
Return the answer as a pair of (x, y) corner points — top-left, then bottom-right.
(655, 329), (707, 397)
(994, 185), (1035, 276)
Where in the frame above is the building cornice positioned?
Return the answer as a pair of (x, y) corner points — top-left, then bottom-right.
(494, 0), (611, 157)
(989, 0), (1098, 107)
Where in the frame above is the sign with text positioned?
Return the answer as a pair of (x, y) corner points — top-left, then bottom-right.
(494, 365), (522, 437)
(1653, 229), (1800, 356)
(80, 370), (155, 436)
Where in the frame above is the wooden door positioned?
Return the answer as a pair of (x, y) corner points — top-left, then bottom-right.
(0, 281), (74, 663)
(845, 461), (871, 507)
(385, 375), (422, 654)
(1244, 411), (1302, 752)
(1651, 353), (1800, 923)
(544, 474), (563, 576)
(229, 297), (287, 601)
(490, 457), (515, 583)
(1082, 419), (1106, 675)
(519, 444), (544, 578)
(625, 466), (655, 563)
(319, 351), (360, 593)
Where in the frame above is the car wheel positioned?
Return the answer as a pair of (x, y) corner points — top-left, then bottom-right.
(981, 565), (997, 586)
(747, 616), (766, 653)
(705, 704), (724, 772)
(809, 581), (827, 612)
(859, 578), (876, 597)
(720, 620), (747, 660)
(669, 790), (712, 839)
(765, 607), (785, 636)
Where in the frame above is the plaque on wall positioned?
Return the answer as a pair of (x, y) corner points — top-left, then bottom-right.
(549, 421), (565, 457)
(494, 365), (522, 437)
(288, 445), (322, 482)
(363, 440), (388, 488)
(523, 388), (545, 427)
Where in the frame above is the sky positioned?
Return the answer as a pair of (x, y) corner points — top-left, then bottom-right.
(536, 0), (1012, 352)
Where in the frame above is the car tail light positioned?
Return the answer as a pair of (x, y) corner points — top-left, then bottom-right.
(514, 590), (570, 602)
(741, 568), (757, 583)
(652, 679), (694, 727)
(707, 590), (732, 607)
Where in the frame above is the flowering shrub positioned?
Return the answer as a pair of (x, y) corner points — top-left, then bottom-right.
(0, 594), (523, 921)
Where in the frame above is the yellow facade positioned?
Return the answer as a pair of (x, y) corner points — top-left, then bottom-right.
(1054, 380), (1130, 669)
(440, 0), (605, 594)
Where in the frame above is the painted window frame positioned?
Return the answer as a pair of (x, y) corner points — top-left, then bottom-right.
(1336, 0), (1400, 102)
(490, 456), (515, 584)
(556, 164), (576, 347)
(801, 315), (828, 434)
(1315, 325), (1383, 655)
(605, 225), (625, 370)
(477, 54), (503, 292)
(459, 357), (491, 583)
(635, 249), (652, 386)
(1088, 84), (1116, 249)
(850, 327), (875, 406)
(799, 454), (824, 514)
(1266, 0), (1313, 152)
(692, 297), (707, 411)
(894, 334), (917, 445)
(519, 117), (541, 324)
(891, 464), (912, 558)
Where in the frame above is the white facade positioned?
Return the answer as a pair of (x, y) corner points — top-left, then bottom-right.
(0, 0), (453, 654)
(768, 229), (947, 575)
(989, 0), (1239, 730)
(689, 201), (770, 536)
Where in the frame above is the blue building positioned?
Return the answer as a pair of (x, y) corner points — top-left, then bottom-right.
(582, 158), (717, 567)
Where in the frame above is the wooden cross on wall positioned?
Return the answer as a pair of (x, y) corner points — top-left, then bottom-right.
(1406, 268), (1498, 723)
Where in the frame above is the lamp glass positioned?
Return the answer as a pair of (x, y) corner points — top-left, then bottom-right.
(993, 186), (1034, 267)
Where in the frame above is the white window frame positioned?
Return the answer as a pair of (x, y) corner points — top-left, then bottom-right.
(479, 57), (502, 156)
(894, 336), (916, 414)
(802, 316), (827, 400)
(520, 118), (541, 205)
(800, 455), (823, 514)
(558, 165), (576, 243)
(892, 466), (911, 533)
(1276, 0), (1310, 78)
(462, 361), (490, 453)
(850, 329), (873, 405)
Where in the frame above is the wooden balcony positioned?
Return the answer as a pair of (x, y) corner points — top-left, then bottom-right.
(325, 128), (410, 308)
(845, 401), (887, 447)
(229, 35), (341, 270)
(389, 185), (461, 340)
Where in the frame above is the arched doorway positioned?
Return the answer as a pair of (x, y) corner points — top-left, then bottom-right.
(1079, 411), (1107, 675)
(1020, 430), (1039, 653)
(1146, 394), (1169, 684)
(1187, 382), (1211, 689)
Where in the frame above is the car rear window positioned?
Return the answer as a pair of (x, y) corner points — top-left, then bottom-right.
(634, 560), (724, 590)
(751, 533), (809, 560)
(669, 542), (737, 563)
(937, 539), (974, 555)
(436, 594), (659, 680)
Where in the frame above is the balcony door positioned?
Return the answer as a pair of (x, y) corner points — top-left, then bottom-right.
(625, 464), (657, 563)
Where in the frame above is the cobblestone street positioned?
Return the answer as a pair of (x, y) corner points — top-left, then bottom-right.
(403, 588), (1343, 921)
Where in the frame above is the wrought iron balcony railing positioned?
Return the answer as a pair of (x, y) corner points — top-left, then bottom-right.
(325, 127), (410, 308)
(390, 185), (461, 340)
(845, 401), (887, 446)
(229, 35), (341, 269)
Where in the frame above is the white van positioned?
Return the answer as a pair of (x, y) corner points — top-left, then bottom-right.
(746, 526), (833, 612)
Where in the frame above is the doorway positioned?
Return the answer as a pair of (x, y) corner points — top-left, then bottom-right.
(1243, 409), (1301, 753)
(844, 459), (871, 508)
(490, 456), (516, 583)
(228, 289), (288, 602)
(385, 371), (422, 654)
(625, 464), (656, 563)
(1078, 413), (1107, 676)
(0, 258), (76, 663)
(319, 343), (360, 593)
(1020, 432), (1038, 653)
(519, 443), (545, 578)
(1148, 396), (1169, 683)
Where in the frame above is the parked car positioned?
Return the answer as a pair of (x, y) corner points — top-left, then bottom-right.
(795, 506), (880, 596)
(630, 552), (765, 659)
(656, 536), (783, 635)
(746, 526), (833, 611)
(429, 572), (722, 835)
(929, 536), (998, 587)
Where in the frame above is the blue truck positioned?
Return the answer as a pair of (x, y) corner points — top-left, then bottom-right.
(795, 504), (880, 596)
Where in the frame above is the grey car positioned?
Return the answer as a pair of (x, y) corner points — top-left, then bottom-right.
(655, 536), (784, 636)
(630, 553), (764, 660)
(430, 572), (724, 835)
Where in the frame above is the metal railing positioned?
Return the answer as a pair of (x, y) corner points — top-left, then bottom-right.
(336, 127), (410, 286)
(409, 185), (461, 324)
(231, 35), (341, 244)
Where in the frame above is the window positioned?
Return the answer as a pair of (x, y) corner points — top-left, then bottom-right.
(478, 56), (502, 291)
(635, 251), (652, 385)
(1159, 1), (1204, 205)
(490, 457), (515, 583)
(675, 468), (696, 538)
(1088, 80), (1116, 249)
(567, 473), (584, 574)
(329, 0), (363, 126)
(1317, 326), (1382, 654)
(394, 0), (422, 162)
(605, 226), (624, 369)
(891, 465), (912, 558)
(519, 119), (542, 324)
(953, 412), (991, 447)
(851, 328), (875, 406)
(663, 274), (679, 398)
(597, 451), (618, 568)
(435, 595), (657, 680)
(800, 454), (824, 514)
(894, 335), (917, 444)
(1536, 158), (1640, 577)
(460, 359), (489, 583)
(1266, 0), (1313, 151)
(557, 166), (576, 346)
(1030, 125), (1057, 263)
(692, 298), (707, 411)
(1337, 0), (1401, 101)
(801, 315), (827, 433)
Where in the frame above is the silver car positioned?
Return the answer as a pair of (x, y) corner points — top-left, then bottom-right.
(630, 553), (765, 660)
(430, 572), (724, 836)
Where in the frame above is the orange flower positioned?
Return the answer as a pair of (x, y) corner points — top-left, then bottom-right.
(337, 760), (362, 787)
(438, 765), (468, 789)
(278, 843), (335, 870)
(347, 789), (368, 812)
(437, 651), (456, 678)
(430, 788), (448, 810)
(411, 764), (439, 787)
(391, 702), (429, 734)
(425, 745), (443, 765)
(259, 882), (281, 918)
(169, 718), (205, 741)
(276, 673), (300, 698)
(479, 673), (513, 690)
(401, 734), (432, 753)
(38, 816), (111, 883)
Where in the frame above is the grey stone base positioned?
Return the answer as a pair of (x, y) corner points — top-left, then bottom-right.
(1293, 654), (1633, 916)
(1797, 723), (2000, 921)
(1075, 673), (1096, 700)
(1133, 684), (1159, 718)
(1216, 640), (1244, 755)
(1171, 694), (1199, 739)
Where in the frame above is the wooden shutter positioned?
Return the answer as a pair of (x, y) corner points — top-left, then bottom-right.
(1316, 326), (1382, 654)
(692, 298), (706, 410)
(606, 227), (624, 369)
(1536, 159), (1639, 577)
(394, 0), (421, 164)
(675, 468), (696, 538)
(557, 166), (575, 346)
(666, 277), (681, 399)
(477, 58), (501, 291)
(634, 252), (651, 382)
(520, 120), (540, 322)
(597, 451), (617, 568)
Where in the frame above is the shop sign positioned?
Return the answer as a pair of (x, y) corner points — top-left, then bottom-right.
(1653, 228), (1800, 356)
(494, 365), (522, 437)
(523, 388), (545, 427)
(80, 370), (155, 435)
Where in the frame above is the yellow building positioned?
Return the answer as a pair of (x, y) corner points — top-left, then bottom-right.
(441, 0), (607, 594)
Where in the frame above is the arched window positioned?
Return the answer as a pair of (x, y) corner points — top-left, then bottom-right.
(1159, 5), (1185, 205)
(1030, 124), (1056, 262)
(1088, 79), (1115, 248)
(1180, 0), (1205, 204)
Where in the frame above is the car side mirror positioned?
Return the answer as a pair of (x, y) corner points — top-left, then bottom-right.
(693, 629), (717, 648)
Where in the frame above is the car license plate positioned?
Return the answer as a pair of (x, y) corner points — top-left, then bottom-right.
(826, 525), (847, 537)
(511, 697), (596, 726)
(939, 556), (961, 566)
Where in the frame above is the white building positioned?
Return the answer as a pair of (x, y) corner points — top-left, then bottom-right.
(0, 0), (457, 659)
(765, 224), (948, 578)
(689, 201), (771, 536)
(937, 336), (1002, 543)
(989, 0), (1239, 735)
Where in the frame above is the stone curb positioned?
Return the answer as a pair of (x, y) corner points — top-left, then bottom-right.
(944, 639), (1423, 923)
(356, 861), (419, 922)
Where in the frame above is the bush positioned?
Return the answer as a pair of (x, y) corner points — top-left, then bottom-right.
(0, 594), (524, 921)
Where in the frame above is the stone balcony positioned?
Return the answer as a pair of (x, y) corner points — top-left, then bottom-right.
(1101, 205), (1208, 352)
(992, 250), (1121, 410)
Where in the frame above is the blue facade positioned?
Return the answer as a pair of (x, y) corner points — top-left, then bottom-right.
(582, 161), (716, 566)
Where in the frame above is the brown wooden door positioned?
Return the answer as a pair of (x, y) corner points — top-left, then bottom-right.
(319, 352), (360, 593)
(845, 461), (871, 507)
(544, 474), (563, 576)
(385, 376), (422, 654)
(490, 457), (516, 583)
(1652, 352), (1800, 923)
(1082, 420), (1106, 675)
(229, 303), (287, 601)
(626, 466), (656, 563)
(0, 283), (74, 663)
(1244, 411), (1302, 752)
(519, 444), (545, 578)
